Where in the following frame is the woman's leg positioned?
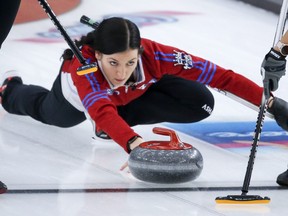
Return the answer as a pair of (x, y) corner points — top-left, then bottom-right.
(2, 73), (86, 127)
(0, 0), (21, 194)
(0, 0), (21, 48)
(118, 75), (214, 126)
(0, 180), (7, 194)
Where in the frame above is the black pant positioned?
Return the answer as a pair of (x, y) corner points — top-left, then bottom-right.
(0, 0), (21, 48)
(2, 75), (214, 128)
(118, 75), (214, 126)
(2, 74), (86, 127)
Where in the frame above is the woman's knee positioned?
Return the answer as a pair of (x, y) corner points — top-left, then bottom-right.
(182, 84), (214, 122)
(200, 97), (214, 119)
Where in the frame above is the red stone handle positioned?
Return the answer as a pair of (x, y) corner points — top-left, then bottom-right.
(152, 127), (186, 149)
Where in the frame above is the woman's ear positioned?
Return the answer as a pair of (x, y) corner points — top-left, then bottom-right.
(95, 51), (102, 60)
(139, 46), (144, 55)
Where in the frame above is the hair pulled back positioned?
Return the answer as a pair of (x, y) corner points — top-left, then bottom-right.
(62, 17), (142, 60)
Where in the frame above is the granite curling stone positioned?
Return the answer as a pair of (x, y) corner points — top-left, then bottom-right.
(128, 127), (203, 184)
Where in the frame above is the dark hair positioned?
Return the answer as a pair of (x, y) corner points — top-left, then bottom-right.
(62, 17), (142, 60)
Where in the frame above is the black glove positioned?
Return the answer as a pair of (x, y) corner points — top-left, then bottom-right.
(268, 97), (288, 131)
(261, 48), (286, 97)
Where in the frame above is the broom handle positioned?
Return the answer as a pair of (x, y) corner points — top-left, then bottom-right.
(38, 0), (87, 65)
(274, 0), (288, 46)
(241, 0), (288, 195)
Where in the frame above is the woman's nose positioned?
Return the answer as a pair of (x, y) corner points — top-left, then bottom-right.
(116, 67), (126, 77)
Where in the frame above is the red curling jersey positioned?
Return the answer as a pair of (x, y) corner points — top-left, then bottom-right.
(61, 38), (263, 153)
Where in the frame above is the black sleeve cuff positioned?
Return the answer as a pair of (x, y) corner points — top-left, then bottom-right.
(126, 136), (140, 153)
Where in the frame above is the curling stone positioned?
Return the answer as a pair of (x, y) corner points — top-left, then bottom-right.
(128, 127), (203, 184)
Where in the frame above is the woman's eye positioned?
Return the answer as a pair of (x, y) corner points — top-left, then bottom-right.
(127, 61), (135, 66)
(110, 61), (117, 66)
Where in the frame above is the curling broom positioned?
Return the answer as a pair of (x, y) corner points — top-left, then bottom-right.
(215, 0), (288, 204)
(38, 0), (97, 75)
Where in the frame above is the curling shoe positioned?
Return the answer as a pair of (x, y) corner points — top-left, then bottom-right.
(95, 126), (111, 140)
(0, 181), (7, 194)
(276, 169), (288, 186)
(267, 97), (288, 131)
(0, 70), (22, 103)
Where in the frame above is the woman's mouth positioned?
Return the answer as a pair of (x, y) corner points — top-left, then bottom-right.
(115, 78), (125, 83)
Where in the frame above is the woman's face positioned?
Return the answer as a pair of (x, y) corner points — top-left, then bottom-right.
(95, 49), (139, 88)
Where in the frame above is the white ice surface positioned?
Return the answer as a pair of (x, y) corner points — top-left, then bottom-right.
(1, 0), (288, 215)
